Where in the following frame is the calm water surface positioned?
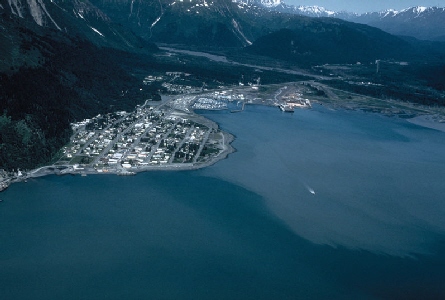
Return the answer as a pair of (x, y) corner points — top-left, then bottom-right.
(1, 105), (444, 299)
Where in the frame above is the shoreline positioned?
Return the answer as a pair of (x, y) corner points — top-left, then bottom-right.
(2, 82), (445, 192)
(3, 108), (445, 193)
(1, 131), (235, 191)
(406, 115), (445, 133)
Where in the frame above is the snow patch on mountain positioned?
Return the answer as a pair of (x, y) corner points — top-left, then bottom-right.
(8, 0), (24, 17)
(27, 0), (45, 25)
(259, 0), (281, 8)
(129, 0), (135, 17)
(5, 0), (61, 29)
(90, 26), (104, 37)
(26, 0), (61, 29)
(294, 5), (335, 16)
(232, 0), (280, 8)
(231, 18), (252, 45)
(412, 6), (427, 14)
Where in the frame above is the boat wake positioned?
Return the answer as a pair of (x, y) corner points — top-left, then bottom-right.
(304, 183), (315, 195)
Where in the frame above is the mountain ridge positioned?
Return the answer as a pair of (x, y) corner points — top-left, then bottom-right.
(250, 1), (445, 41)
(351, 6), (445, 41)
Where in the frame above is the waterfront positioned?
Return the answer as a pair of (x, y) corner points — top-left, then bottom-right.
(1, 105), (445, 299)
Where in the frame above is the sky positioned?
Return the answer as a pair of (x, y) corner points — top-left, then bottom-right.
(285, 0), (444, 13)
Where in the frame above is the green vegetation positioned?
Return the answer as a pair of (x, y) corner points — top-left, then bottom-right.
(69, 156), (94, 165)
(200, 146), (219, 157)
(245, 23), (410, 66)
(319, 60), (445, 107)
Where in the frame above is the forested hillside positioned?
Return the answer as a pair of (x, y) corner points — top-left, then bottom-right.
(0, 31), (156, 171)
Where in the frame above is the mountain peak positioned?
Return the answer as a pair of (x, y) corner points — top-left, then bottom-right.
(259, 0), (282, 7)
(404, 6), (428, 14)
(295, 5), (335, 16)
(233, 0), (281, 8)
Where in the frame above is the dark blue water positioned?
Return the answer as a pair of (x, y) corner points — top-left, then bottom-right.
(1, 105), (445, 299)
(201, 105), (445, 256)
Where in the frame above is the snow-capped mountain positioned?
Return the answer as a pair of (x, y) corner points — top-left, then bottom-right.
(344, 6), (445, 24)
(275, 5), (338, 17)
(258, 0), (282, 7)
(349, 6), (445, 41)
(355, 6), (436, 20)
(233, 0), (350, 17)
(253, 1), (445, 41)
(233, 0), (281, 8)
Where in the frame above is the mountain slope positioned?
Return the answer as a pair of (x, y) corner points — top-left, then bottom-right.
(0, 0), (156, 50)
(245, 18), (411, 65)
(90, 0), (259, 47)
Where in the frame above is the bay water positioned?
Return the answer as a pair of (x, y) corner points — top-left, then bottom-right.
(1, 105), (445, 299)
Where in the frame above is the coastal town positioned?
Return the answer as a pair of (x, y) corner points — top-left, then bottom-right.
(0, 78), (318, 192)
(29, 97), (232, 178)
(4, 73), (440, 193)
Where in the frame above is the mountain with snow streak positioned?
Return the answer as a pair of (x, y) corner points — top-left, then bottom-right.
(89, 0), (262, 47)
(1, 0), (61, 29)
(89, 0), (408, 51)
